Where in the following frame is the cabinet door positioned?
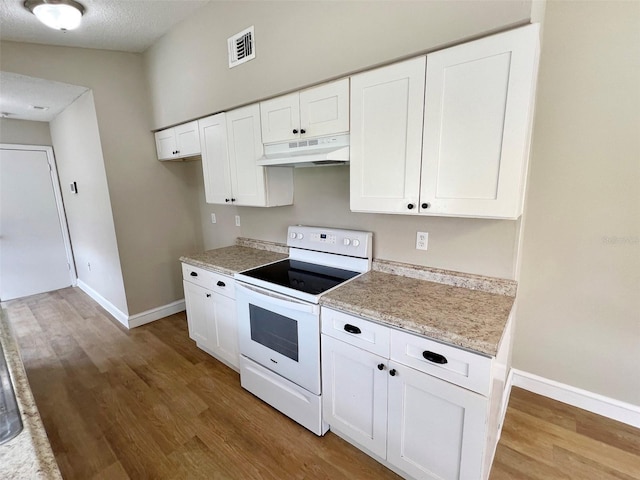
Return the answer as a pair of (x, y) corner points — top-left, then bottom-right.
(227, 105), (267, 206)
(260, 92), (300, 144)
(322, 335), (388, 459)
(350, 57), (426, 214)
(210, 292), (239, 369)
(155, 128), (177, 160)
(387, 362), (487, 480)
(199, 113), (233, 204)
(174, 120), (201, 157)
(299, 79), (349, 138)
(421, 24), (539, 218)
(183, 280), (211, 347)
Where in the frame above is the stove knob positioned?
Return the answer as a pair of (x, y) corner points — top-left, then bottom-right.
(290, 232), (297, 239)
(297, 233), (304, 240)
(343, 238), (351, 246)
(352, 239), (361, 247)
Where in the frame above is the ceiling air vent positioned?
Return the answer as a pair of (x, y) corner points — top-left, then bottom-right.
(228, 26), (255, 68)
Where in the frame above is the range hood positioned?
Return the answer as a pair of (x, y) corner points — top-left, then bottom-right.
(258, 133), (349, 167)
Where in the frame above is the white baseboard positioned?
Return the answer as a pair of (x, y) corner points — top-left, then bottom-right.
(128, 299), (185, 328)
(512, 369), (640, 428)
(77, 281), (184, 329)
(77, 279), (129, 328)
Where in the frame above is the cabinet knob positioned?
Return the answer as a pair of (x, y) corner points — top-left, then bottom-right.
(389, 369), (397, 376)
(377, 363), (385, 371)
(407, 203), (415, 210)
(300, 129), (306, 134)
(421, 202), (431, 209)
(190, 271), (198, 277)
(343, 324), (362, 334)
(216, 280), (226, 287)
(225, 198), (230, 202)
(293, 129), (299, 134)
(231, 198), (236, 202)
(205, 293), (211, 298)
(422, 351), (448, 364)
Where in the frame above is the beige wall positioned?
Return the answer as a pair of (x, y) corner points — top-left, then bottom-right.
(145, 0), (534, 279)
(514, 0), (640, 405)
(50, 91), (128, 313)
(0, 118), (52, 145)
(145, 0), (532, 129)
(0, 41), (203, 315)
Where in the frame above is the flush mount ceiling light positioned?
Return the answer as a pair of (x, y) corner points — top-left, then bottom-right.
(24, 0), (85, 31)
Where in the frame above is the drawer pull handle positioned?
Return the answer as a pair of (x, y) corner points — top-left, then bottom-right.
(216, 281), (226, 287)
(190, 271), (198, 277)
(423, 351), (448, 364)
(343, 324), (361, 334)
(206, 293), (211, 298)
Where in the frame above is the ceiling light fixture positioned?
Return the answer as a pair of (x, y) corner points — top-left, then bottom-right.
(24, 0), (85, 31)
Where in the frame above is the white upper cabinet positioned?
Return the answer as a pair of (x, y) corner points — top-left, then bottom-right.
(199, 105), (294, 207)
(155, 120), (200, 161)
(421, 24), (539, 218)
(350, 57), (426, 213)
(260, 78), (349, 144)
(350, 24), (539, 219)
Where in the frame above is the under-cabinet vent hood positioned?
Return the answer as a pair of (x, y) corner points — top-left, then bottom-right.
(258, 134), (349, 167)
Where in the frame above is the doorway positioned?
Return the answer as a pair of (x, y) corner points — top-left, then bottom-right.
(0, 144), (76, 301)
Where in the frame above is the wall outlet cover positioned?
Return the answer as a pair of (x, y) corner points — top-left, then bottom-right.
(235, 215), (241, 227)
(416, 231), (429, 251)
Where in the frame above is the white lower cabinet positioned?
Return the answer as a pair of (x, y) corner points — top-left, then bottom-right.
(182, 263), (239, 370)
(321, 307), (511, 480)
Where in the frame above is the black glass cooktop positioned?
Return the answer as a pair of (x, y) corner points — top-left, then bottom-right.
(241, 259), (360, 295)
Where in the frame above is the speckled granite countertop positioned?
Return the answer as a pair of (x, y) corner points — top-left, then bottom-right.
(0, 309), (62, 479)
(321, 270), (515, 357)
(180, 243), (287, 276)
(181, 239), (516, 357)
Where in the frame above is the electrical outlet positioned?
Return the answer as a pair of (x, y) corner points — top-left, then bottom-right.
(211, 213), (217, 224)
(416, 231), (429, 251)
(235, 215), (241, 227)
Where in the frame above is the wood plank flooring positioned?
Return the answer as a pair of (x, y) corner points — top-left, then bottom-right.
(3, 287), (639, 480)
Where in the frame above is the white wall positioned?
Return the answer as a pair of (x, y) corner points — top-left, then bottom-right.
(50, 91), (128, 314)
(514, 0), (640, 405)
(144, 0), (534, 279)
(0, 118), (52, 145)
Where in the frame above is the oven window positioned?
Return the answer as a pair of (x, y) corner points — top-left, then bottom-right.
(249, 305), (299, 362)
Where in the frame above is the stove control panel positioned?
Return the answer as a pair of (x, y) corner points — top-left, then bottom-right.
(287, 225), (372, 260)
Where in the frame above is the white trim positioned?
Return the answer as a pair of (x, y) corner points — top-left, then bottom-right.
(128, 299), (185, 328)
(512, 369), (640, 428)
(77, 279), (128, 328)
(0, 143), (77, 287)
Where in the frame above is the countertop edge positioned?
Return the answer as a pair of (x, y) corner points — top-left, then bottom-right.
(0, 309), (62, 480)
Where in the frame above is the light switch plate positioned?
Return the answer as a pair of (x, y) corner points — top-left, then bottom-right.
(416, 231), (429, 251)
(235, 215), (241, 227)
(211, 213), (216, 224)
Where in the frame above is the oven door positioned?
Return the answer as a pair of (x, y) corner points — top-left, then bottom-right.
(236, 282), (321, 395)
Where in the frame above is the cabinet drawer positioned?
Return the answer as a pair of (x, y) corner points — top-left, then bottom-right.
(211, 273), (235, 299)
(182, 264), (235, 299)
(390, 329), (491, 396)
(321, 308), (389, 358)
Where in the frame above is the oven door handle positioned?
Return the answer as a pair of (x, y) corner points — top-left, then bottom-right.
(236, 283), (319, 314)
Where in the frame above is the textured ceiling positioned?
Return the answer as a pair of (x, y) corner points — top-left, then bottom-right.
(0, 72), (89, 122)
(0, 1), (211, 123)
(0, 0), (210, 53)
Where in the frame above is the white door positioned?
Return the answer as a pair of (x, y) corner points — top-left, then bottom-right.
(183, 280), (211, 346)
(0, 146), (74, 301)
(210, 292), (239, 369)
(387, 362), (487, 480)
(199, 113), (233, 204)
(226, 105), (267, 207)
(321, 334), (388, 459)
(350, 57), (426, 214)
(421, 24), (539, 218)
(299, 79), (350, 138)
(260, 92), (300, 144)
(174, 121), (201, 157)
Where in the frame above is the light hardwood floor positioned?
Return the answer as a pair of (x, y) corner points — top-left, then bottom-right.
(2, 288), (639, 480)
